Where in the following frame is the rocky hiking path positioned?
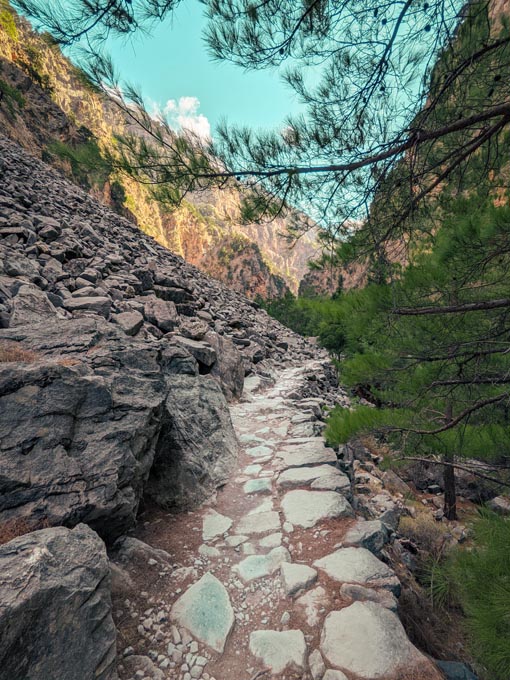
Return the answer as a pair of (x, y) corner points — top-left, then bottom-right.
(113, 362), (441, 680)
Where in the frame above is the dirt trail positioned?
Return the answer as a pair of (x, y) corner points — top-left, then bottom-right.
(115, 361), (441, 680)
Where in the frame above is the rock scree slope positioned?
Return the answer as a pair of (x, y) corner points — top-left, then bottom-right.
(0, 134), (442, 680)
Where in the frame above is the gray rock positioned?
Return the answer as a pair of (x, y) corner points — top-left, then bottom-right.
(281, 490), (354, 528)
(205, 331), (244, 401)
(487, 495), (510, 515)
(314, 547), (400, 594)
(111, 537), (172, 567)
(9, 283), (58, 326)
(144, 296), (179, 332)
(342, 519), (389, 554)
(339, 583), (398, 611)
(172, 336), (217, 368)
(235, 547), (290, 581)
(249, 630), (307, 673)
(0, 524), (116, 680)
(308, 649), (326, 680)
(320, 602), (432, 679)
(323, 671), (349, 680)
(64, 295), (112, 318)
(281, 562), (318, 596)
(123, 655), (164, 680)
(435, 660), (479, 680)
(171, 573), (234, 653)
(114, 310), (144, 336)
(145, 375), (238, 510)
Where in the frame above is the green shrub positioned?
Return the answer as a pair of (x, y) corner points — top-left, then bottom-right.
(0, 0), (17, 42)
(47, 139), (112, 189)
(0, 77), (24, 114)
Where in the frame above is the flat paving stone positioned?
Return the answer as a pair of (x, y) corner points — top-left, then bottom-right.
(243, 464), (263, 475)
(236, 511), (281, 535)
(225, 535), (247, 548)
(202, 510), (233, 541)
(310, 473), (351, 494)
(295, 586), (330, 627)
(320, 601), (430, 679)
(281, 562), (318, 596)
(281, 490), (354, 529)
(323, 671), (349, 680)
(249, 499), (273, 514)
(314, 547), (400, 594)
(243, 478), (272, 495)
(249, 630), (307, 673)
(171, 573), (234, 653)
(259, 532), (282, 548)
(235, 547), (290, 581)
(246, 445), (273, 458)
(276, 445), (337, 468)
(277, 464), (347, 489)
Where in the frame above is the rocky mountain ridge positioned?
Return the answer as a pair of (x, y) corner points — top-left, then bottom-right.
(0, 5), (319, 299)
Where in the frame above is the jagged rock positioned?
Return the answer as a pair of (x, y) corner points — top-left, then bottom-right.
(435, 660), (479, 680)
(281, 490), (354, 528)
(249, 630), (307, 673)
(205, 331), (244, 401)
(235, 547), (290, 581)
(145, 375), (238, 510)
(144, 296), (179, 332)
(172, 335), (217, 368)
(202, 510), (233, 541)
(110, 536), (172, 566)
(342, 519), (389, 554)
(314, 547), (400, 594)
(281, 562), (318, 596)
(171, 573), (234, 653)
(113, 310), (144, 336)
(320, 602), (435, 679)
(63, 295), (112, 318)
(9, 283), (58, 326)
(487, 495), (510, 515)
(339, 583), (398, 611)
(122, 655), (164, 680)
(0, 524), (116, 680)
(309, 649), (326, 680)
(323, 670), (349, 680)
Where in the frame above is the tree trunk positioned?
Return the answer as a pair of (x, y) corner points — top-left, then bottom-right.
(443, 449), (457, 520)
(443, 402), (457, 520)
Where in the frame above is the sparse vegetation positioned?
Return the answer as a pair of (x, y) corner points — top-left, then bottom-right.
(0, 75), (24, 113)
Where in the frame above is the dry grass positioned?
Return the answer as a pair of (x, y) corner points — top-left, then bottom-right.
(0, 517), (50, 545)
(0, 341), (39, 363)
(399, 512), (452, 559)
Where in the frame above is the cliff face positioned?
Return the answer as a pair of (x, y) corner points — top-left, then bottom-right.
(0, 4), (319, 298)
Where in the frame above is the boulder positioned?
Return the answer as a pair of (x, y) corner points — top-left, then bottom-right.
(0, 524), (116, 680)
(9, 283), (58, 327)
(63, 295), (112, 318)
(487, 495), (510, 515)
(281, 562), (318, 596)
(144, 296), (179, 332)
(342, 519), (389, 554)
(113, 310), (144, 336)
(145, 375), (238, 510)
(205, 331), (244, 400)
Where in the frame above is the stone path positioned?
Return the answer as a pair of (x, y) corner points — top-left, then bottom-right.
(115, 361), (441, 680)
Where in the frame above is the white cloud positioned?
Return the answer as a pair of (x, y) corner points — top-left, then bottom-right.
(159, 96), (211, 140)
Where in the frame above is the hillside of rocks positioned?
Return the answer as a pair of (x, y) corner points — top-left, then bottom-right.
(0, 5), (319, 299)
(0, 132), (479, 680)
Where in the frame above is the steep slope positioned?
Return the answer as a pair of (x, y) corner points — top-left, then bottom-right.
(0, 3), (319, 297)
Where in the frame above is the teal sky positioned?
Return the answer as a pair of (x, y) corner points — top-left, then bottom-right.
(102, 0), (302, 138)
